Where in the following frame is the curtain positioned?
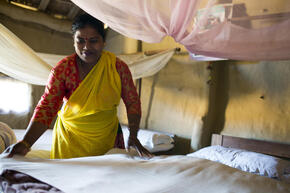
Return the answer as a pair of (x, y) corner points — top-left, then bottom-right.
(0, 24), (51, 85)
(71, 0), (290, 61)
(38, 49), (175, 80)
(118, 50), (175, 79)
(0, 24), (175, 85)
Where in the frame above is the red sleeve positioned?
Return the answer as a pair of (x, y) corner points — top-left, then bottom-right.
(116, 58), (141, 115)
(31, 62), (66, 126)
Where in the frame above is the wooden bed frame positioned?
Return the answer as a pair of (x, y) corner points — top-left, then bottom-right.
(211, 134), (290, 159)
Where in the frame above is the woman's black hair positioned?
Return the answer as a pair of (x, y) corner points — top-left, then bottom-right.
(72, 13), (106, 40)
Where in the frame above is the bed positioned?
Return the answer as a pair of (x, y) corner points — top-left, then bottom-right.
(0, 133), (290, 193)
(12, 126), (175, 156)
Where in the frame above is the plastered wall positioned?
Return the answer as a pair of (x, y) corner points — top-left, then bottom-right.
(222, 60), (290, 143)
(118, 43), (212, 153)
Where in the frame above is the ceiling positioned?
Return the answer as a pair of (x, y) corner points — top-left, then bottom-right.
(6, 0), (84, 20)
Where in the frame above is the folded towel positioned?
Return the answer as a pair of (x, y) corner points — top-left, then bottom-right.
(122, 126), (175, 152)
(0, 122), (17, 153)
(144, 143), (174, 153)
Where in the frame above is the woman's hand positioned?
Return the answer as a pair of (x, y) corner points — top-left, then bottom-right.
(127, 134), (153, 158)
(2, 141), (31, 158)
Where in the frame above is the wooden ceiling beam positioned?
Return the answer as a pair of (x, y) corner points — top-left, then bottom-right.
(0, 1), (71, 33)
(38, 0), (50, 11)
(67, 6), (80, 20)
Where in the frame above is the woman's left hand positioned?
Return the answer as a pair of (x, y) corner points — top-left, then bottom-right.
(127, 135), (153, 158)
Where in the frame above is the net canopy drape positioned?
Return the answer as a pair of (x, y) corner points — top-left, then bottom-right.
(71, 0), (290, 61)
(0, 24), (175, 85)
(0, 24), (51, 85)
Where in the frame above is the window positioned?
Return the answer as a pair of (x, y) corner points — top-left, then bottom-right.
(0, 76), (30, 114)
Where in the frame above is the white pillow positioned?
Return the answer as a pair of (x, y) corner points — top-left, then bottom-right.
(187, 145), (290, 179)
(121, 126), (174, 153)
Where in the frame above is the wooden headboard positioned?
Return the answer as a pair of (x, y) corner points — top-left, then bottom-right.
(211, 134), (290, 159)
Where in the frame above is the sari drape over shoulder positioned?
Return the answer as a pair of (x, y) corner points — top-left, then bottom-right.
(50, 51), (121, 159)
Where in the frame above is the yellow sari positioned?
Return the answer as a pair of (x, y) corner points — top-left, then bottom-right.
(50, 51), (121, 159)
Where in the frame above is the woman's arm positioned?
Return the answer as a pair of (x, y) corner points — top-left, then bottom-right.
(4, 121), (48, 157)
(22, 121), (48, 148)
(127, 114), (151, 157)
(127, 114), (140, 137)
(116, 58), (152, 157)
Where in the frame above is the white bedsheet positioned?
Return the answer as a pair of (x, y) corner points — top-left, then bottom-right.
(14, 129), (52, 151)
(1, 153), (289, 193)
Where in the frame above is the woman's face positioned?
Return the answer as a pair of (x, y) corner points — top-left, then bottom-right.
(73, 25), (105, 65)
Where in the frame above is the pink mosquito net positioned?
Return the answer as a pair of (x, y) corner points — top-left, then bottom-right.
(71, 0), (290, 61)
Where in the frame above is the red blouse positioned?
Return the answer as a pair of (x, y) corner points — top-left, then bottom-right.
(31, 53), (141, 126)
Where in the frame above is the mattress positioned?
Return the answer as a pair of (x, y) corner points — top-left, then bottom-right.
(1, 153), (289, 193)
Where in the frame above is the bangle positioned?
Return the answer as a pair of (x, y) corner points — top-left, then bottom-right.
(20, 140), (31, 149)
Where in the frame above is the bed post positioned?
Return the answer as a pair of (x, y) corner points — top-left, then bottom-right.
(211, 134), (223, 146)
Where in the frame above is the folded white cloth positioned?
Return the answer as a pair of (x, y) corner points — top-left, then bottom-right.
(147, 143), (174, 153)
(0, 122), (16, 153)
(122, 126), (175, 153)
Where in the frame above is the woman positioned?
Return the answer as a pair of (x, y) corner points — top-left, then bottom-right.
(4, 13), (151, 159)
